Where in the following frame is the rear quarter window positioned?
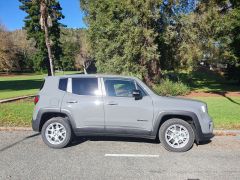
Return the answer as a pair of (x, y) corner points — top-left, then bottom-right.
(58, 78), (68, 91)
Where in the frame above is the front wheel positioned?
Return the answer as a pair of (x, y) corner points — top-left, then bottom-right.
(41, 117), (72, 149)
(159, 118), (195, 152)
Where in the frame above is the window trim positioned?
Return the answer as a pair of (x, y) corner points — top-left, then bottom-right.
(100, 77), (106, 96)
(67, 78), (72, 93)
(135, 81), (149, 96)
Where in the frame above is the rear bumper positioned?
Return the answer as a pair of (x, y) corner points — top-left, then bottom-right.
(32, 109), (43, 132)
(32, 118), (40, 132)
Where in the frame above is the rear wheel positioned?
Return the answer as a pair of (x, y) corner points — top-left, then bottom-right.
(159, 118), (195, 152)
(41, 117), (72, 149)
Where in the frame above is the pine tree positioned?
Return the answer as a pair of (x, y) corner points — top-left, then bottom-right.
(81, 0), (162, 85)
(19, 0), (64, 75)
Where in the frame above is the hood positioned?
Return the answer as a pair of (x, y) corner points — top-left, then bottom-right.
(153, 95), (207, 112)
(162, 96), (205, 104)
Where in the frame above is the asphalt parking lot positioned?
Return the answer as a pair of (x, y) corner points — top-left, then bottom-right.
(0, 131), (240, 180)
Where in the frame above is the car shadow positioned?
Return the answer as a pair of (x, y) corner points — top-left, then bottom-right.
(68, 136), (159, 148)
(0, 133), (40, 152)
(0, 79), (43, 91)
(68, 136), (213, 148)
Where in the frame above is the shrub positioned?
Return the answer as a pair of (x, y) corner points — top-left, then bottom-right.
(153, 79), (190, 96)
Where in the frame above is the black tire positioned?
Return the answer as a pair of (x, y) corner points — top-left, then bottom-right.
(41, 117), (72, 149)
(159, 118), (195, 152)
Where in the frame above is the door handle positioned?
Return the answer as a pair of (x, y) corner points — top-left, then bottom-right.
(67, 100), (78, 103)
(107, 101), (118, 105)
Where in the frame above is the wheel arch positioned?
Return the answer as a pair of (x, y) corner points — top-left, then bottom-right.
(152, 111), (203, 143)
(33, 108), (76, 132)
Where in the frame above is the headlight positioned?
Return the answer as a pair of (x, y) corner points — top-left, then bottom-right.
(201, 105), (206, 113)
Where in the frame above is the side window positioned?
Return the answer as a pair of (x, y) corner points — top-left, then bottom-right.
(58, 78), (68, 91)
(72, 78), (98, 96)
(104, 79), (136, 97)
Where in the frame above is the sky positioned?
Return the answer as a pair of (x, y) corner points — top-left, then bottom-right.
(0, 0), (86, 31)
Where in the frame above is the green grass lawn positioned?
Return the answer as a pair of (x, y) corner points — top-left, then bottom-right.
(192, 97), (240, 129)
(0, 71), (79, 99)
(0, 96), (239, 129)
(0, 98), (34, 127)
(178, 68), (240, 92)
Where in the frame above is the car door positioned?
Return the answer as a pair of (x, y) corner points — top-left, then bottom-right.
(102, 78), (154, 135)
(61, 77), (104, 133)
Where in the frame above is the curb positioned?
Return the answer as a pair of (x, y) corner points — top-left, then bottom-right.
(0, 127), (239, 136)
(0, 127), (32, 131)
(214, 130), (240, 136)
(0, 95), (35, 103)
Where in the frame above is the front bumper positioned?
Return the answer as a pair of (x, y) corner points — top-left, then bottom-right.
(198, 120), (214, 142)
(199, 133), (214, 142)
(195, 116), (214, 143)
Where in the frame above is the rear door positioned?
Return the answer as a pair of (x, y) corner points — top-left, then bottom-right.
(61, 77), (104, 133)
(102, 78), (154, 135)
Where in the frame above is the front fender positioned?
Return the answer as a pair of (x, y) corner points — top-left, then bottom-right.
(151, 110), (204, 143)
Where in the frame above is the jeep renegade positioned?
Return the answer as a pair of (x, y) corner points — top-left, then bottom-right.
(32, 75), (214, 152)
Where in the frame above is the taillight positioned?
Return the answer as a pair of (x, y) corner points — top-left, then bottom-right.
(34, 95), (39, 105)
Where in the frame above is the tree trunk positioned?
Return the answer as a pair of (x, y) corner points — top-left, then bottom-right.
(83, 66), (87, 74)
(44, 25), (54, 76)
(45, 57), (51, 76)
(143, 59), (161, 86)
(40, 0), (54, 76)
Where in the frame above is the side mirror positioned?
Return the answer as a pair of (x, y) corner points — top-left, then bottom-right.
(132, 89), (142, 100)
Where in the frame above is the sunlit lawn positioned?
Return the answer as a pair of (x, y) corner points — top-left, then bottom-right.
(178, 69), (240, 92)
(0, 71), (79, 99)
(0, 98), (34, 127)
(190, 97), (240, 129)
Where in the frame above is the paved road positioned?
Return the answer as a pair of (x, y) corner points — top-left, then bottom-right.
(0, 131), (239, 180)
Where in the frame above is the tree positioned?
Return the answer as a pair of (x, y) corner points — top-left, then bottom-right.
(58, 28), (94, 72)
(158, 0), (238, 72)
(157, 0), (197, 70)
(19, 0), (64, 75)
(80, 0), (162, 85)
(222, 1), (240, 82)
(39, 0), (54, 75)
(60, 42), (77, 71)
(0, 24), (20, 72)
(9, 30), (36, 71)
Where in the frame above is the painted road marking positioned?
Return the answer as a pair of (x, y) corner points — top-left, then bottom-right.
(105, 154), (159, 157)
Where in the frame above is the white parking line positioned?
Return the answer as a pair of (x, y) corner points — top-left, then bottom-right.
(105, 154), (159, 158)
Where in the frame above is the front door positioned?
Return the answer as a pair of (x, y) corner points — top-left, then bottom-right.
(103, 78), (154, 135)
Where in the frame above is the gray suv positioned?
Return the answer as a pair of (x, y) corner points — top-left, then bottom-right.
(32, 74), (213, 152)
